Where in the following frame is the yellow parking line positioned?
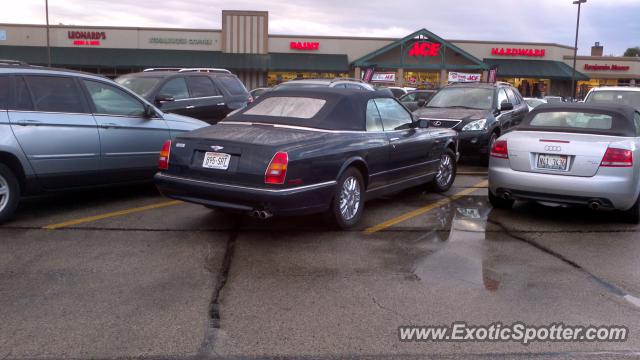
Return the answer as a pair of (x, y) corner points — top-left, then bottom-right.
(363, 180), (488, 235)
(42, 200), (182, 230)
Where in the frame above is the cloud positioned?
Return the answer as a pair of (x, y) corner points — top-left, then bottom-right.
(2, 0), (638, 55)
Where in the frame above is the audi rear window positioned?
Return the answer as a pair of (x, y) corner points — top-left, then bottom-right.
(529, 112), (613, 130)
(243, 97), (326, 119)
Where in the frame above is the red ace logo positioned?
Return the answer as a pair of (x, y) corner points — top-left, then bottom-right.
(408, 42), (441, 57)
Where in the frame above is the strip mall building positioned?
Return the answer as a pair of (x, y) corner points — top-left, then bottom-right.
(0, 10), (638, 98)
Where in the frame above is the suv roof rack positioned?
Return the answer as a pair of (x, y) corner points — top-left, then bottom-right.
(0, 59), (29, 66)
(143, 67), (231, 74)
(331, 77), (364, 83)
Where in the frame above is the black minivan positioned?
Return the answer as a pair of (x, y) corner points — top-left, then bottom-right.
(116, 69), (252, 124)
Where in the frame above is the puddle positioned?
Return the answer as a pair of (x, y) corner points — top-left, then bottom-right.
(412, 196), (528, 292)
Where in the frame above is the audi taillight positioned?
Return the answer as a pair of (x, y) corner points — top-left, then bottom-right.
(490, 140), (509, 159)
(158, 140), (171, 170)
(265, 152), (288, 184)
(601, 148), (633, 167)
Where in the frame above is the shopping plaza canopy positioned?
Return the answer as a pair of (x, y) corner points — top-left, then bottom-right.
(484, 59), (589, 80)
(0, 46), (350, 72)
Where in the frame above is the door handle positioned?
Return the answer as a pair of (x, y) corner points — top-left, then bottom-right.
(16, 119), (42, 126)
(389, 137), (400, 142)
(186, 105), (196, 109)
(100, 123), (120, 129)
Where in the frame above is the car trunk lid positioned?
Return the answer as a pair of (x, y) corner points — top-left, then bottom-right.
(167, 123), (326, 186)
(506, 131), (630, 177)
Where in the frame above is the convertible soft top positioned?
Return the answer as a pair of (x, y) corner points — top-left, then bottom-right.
(517, 103), (639, 137)
(223, 88), (394, 131)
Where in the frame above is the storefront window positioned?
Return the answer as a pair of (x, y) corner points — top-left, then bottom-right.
(267, 72), (350, 87)
(499, 77), (551, 98)
(403, 71), (440, 89)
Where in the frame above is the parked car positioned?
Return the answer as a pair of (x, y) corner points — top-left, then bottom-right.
(385, 86), (416, 98)
(273, 78), (375, 91)
(414, 82), (528, 161)
(116, 68), (251, 124)
(489, 103), (640, 223)
(0, 64), (208, 223)
(544, 96), (564, 104)
(249, 87), (271, 99)
(154, 88), (458, 229)
(584, 86), (640, 111)
(524, 97), (547, 111)
(400, 90), (438, 111)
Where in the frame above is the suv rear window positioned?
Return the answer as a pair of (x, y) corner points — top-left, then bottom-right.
(187, 76), (219, 97)
(243, 97), (326, 119)
(585, 90), (640, 108)
(217, 76), (247, 95)
(530, 112), (613, 130)
(0, 76), (9, 109)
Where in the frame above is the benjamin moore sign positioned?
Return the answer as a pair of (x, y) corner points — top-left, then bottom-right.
(149, 37), (213, 46)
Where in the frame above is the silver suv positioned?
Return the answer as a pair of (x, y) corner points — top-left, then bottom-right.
(0, 63), (208, 223)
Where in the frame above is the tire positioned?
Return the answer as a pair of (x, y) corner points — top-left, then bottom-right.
(484, 131), (499, 165)
(428, 149), (457, 193)
(0, 163), (20, 224)
(489, 190), (514, 210)
(621, 195), (640, 224)
(327, 167), (365, 229)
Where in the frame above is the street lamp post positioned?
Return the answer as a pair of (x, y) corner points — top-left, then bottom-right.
(571, 0), (586, 100)
(45, 0), (51, 67)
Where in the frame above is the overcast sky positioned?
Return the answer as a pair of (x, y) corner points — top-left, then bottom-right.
(3, 0), (639, 56)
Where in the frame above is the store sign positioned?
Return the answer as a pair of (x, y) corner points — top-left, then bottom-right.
(362, 68), (375, 83)
(68, 31), (106, 46)
(149, 37), (213, 46)
(491, 47), (546, 57)
(448, 72), (481, 83)
(290, 41), (319, 50)
(584, 64), (630, 71)
(408, 42), (441, 57)
(371, 72), (396, 83)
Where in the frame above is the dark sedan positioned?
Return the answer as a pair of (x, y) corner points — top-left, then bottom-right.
(154, 88), (458, 229)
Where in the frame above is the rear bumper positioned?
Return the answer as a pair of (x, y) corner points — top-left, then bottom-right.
(489, 160), (639, 210)
(154, 172), (336, 216)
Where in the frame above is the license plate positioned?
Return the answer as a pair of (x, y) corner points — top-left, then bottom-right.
(536, 154), (568, 171)
(202, 152), (231, 170)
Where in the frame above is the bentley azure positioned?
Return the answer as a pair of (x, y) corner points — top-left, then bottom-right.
(155, 88), (459, 229)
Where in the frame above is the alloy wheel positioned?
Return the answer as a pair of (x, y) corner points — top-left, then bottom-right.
(436, 154), (454, 188)
(0, 174), (9, 214)
(339, 176), (361, 221)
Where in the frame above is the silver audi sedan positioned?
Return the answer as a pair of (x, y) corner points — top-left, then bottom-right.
(488, 103), (640, 223)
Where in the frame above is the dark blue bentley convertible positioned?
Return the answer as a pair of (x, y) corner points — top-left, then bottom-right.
(155, 88), (458, 229)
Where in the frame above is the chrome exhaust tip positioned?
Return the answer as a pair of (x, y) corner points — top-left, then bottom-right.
(588, 201), (600, 210)
(250, 210), (273, 219)
(502, 192), (512, 200)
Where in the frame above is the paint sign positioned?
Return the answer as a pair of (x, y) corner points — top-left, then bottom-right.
(448, 72), (481, 83)
(371, 72), (396, 83)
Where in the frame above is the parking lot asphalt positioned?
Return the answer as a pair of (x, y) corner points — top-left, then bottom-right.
(1, 165), (640, 360)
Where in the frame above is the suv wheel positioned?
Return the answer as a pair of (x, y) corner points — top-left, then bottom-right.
(0, 164), (20, 224)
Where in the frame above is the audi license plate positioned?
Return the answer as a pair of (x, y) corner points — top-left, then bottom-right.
(536, 154), (568, 171)
(202, 152), (231, 170)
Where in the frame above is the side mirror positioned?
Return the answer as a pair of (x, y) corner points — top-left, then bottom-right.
(417, 99), (427, 107)
(155, 94), (175, 106)
(500, 102), (514, 111)
(417, 119), (429, 128)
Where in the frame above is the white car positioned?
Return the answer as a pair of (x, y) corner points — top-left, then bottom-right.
(489, 103), (640, 223)
(584, 86), (640, 111)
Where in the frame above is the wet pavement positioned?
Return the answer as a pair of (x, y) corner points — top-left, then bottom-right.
(1, 166), (639, 359)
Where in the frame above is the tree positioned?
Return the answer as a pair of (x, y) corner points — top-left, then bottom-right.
(624, 47), (640, 57)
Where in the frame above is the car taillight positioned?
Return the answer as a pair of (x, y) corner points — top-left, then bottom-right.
(601, 148), (633, 167)
(490, 140), (508, 159)
(265, 152), (288, 184)
(158, 140), (171, 170)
